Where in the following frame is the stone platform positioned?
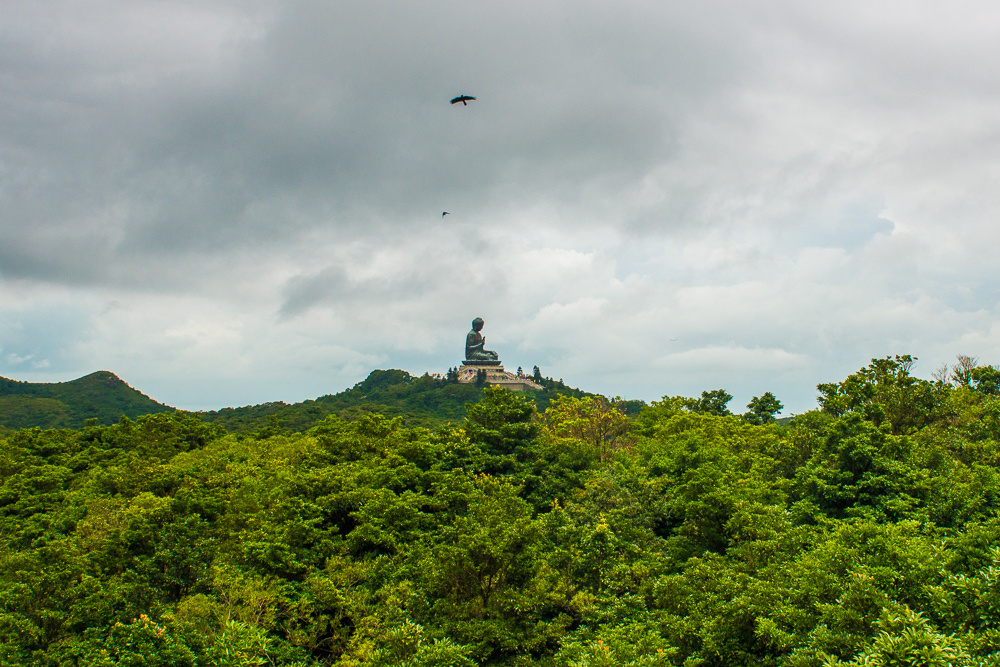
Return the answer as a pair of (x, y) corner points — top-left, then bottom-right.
(456, 364), (543, 391)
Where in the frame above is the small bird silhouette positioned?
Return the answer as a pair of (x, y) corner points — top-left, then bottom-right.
(450, 95), (476, 106)
(442, 212), (450, 217)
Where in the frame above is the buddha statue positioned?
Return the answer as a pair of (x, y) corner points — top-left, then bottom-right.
(465, 317), (500, 365)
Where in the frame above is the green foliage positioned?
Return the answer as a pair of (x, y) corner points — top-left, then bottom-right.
(818, 355), (950, 435)
(0, 371), (173, 429)
(7, 361), (1000, 666)
(464, 386), (539, 459)
(543, 395), (635, 463)
(691, 389), (734, 416)
(946, 354), (1000, 397)
(62, 614), (199, 667)
(193, 369), (622, 437)
(634, 396), (691, 436)
(837, 608), (970, 666)
(194, 369), (615, 436)
(962, 367), (1000, 398)
(199, 370), (485, 433)
(422, 475), (538, 616)
(744, 391), (784, 425)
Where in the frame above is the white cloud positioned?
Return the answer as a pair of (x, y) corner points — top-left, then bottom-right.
(2, 0), (1000, 416)
(656, 346), (810, 373)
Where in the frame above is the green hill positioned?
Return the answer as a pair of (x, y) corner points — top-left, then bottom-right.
(0, 371), (174, 431)
(197, 369), (637, 434)
(197, 369), (482, 433)
(6, 356), (1000, 666)
(0, 368), (643, 435)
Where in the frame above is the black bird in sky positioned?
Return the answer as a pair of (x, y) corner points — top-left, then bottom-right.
(442, 212), (449, 217)
(450, 95), (476, 106)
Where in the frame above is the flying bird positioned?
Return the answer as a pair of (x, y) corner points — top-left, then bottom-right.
(450, 95), (476, 106)
(442, 212), (449, 217)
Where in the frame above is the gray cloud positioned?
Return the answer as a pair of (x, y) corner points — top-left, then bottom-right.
(2, 0), (1000, 413)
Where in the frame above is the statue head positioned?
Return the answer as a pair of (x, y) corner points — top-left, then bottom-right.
(471, 317), (484, 332)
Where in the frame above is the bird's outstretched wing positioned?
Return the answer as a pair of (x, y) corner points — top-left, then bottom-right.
(450, 95), (476, 105)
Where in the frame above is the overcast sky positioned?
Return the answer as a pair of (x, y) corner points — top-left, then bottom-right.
(2, 0), (999, 414)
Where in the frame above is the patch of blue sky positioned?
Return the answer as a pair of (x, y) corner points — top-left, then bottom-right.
(0, 303), (92, 378)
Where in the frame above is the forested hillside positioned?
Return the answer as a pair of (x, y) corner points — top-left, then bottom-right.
(197, 368), (628, 433)
(4, 355), (1000, 666)
(0, 368), (603, 436)
(197, 369), (483, 432)
(0, 371), (173, 432)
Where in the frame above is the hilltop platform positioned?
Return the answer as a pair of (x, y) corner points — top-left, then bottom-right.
(456, 364), (543, 391)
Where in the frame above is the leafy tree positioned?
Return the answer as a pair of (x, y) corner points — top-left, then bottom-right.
(692, 389), (733, 416)
(62, 614), (199, 667)
(950, 354), (981, 387)
(367, 621), (476, 667)
(817, 355), (950, 435)
(969, 366), (1000, 396)
(426, 475), (537, 615)
(743, 392), (783, 425)
(11, 357), (1000, 666)
(939, 355), (1000, 397)
(543, 395), (634, 462)
(838, 608), (969, 666)
(464, 387), (539, 458)
(634, 396), (691, 436)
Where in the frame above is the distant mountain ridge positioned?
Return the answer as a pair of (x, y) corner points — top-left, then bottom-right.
(0, 371), (174, 431)
(197, 369), (637, 434)
(0, 368), (636, 434)
(198, 369), (488, 433)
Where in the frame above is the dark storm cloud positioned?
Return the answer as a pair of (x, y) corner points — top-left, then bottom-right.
(4, 0), (1000, 412)
(278, 265), (453, 321)
(276, 227), (515, 323)
(0, 0), (752, 288)
(4, 0), (997, 285)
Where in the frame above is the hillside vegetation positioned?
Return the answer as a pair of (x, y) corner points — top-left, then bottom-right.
(0, 371), (173, 431)
(0, 368), (605, 436)
(4, 355), (1000, 666)
(197, 368), (628, 433)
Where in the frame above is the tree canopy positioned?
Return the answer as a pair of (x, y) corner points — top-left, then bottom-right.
(4, 355), (1000, 665)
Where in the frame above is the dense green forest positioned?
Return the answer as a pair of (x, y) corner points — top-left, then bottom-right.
(197, 369), (642, 433)
(0, 371), (174, 432)
(197, 370), (486, 433)
(4, 355), (1000, 665)
(0, 368), (627, 436)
